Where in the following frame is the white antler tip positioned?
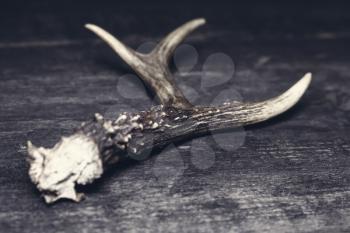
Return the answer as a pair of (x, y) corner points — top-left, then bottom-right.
(195, 18), (206, 25)
(85, 24), (97, 31)
(303, 72), (312, 85)
(295, 72), (312, 95)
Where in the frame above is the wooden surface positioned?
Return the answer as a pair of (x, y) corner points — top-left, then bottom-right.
(1, 1), (350, 232)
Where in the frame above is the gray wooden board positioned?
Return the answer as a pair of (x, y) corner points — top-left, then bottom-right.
(0, 1), (350, 232)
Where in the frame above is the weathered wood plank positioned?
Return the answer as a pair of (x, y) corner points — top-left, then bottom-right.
(1, 1), (350, 232)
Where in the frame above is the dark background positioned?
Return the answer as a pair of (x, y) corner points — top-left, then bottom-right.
(1, 0), (350, 232)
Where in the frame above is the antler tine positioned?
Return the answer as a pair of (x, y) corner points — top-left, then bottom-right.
(152, 18), (206, 63)
(235, 73), (312, 124)
(85, 24), (141, 69)
(206, 73), (312, 127)
(254, 73), (312, 121)
(85, 20), (204, 109)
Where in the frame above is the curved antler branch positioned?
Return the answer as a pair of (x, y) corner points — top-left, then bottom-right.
(85, 19), (205, 109)
(85, 24), (142, 69)
(152, 18), (206, 63)
(232, 72), (312, 125)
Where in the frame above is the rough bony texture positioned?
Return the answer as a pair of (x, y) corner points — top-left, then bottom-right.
(27, 18), (312, 203)
(27, 133), (102, 203)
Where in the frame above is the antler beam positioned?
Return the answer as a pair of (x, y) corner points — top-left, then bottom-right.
(27, 18), (312, 204)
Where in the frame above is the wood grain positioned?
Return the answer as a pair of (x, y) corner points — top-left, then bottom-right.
(0, 1), (350, 232)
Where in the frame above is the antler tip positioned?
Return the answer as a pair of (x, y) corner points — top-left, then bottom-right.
(272, 72), (312, 115)
(84, 23), (97, 31)
(303, 72), (312, 83)
(194, 18), (206, 25)
(297, 72), (312, 94)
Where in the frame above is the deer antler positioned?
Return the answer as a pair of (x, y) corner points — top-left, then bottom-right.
(27, 18), (312, 204)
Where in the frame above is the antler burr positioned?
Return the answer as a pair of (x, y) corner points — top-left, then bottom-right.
(27, 18), (312, 203)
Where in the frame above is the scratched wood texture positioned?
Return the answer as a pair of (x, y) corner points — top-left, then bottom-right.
(1, 1), (350, 232)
